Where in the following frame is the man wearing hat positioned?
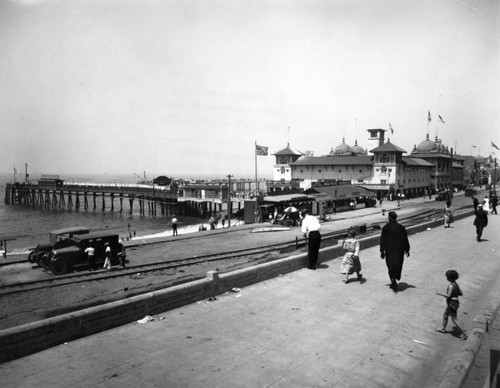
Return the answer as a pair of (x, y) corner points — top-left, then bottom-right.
(103, 242), (112, 270)
(473, 204), (488, 242)
(380, 211), (410, 292)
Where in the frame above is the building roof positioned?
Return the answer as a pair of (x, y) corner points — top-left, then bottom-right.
(273, 143), (305, 156)
(401, 157), (434, 167)
(262, 194), (311, 203)
(370, 141), (406, 154)
(291, 155), (373, 166)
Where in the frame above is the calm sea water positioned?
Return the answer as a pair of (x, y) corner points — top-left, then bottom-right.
(0, 173), (205, 256)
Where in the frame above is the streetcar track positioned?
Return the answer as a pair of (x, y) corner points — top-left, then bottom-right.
(0, 208), (451, 296)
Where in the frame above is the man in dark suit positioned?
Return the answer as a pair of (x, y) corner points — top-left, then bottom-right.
(380, 211), (410, 293)
(473, 204), (488, 241)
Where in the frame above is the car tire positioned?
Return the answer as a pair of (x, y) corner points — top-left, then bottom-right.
(51, 260), (68, 275)
(28, 251), (37, 263)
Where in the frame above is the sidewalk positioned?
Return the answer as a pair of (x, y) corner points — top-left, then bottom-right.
(1, 203), (499, 387)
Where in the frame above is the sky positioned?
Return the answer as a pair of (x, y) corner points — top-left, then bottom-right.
(1, 0), (499, 180)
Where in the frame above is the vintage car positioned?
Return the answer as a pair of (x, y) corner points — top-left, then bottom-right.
(28, 226), (90, 264)
(39, 232), (126, 275)
(435, 190), (450, 201)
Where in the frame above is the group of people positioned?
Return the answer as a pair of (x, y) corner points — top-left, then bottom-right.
(301, 207), (469, 339)
(84, 242), (121, 271)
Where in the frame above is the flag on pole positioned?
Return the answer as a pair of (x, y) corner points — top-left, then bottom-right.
(256, 144), (269, 156)
(389, 122), (394, 135)
(14, 166), (17, 174)
(428, 110), (431, 123)
(492, 141), (500, 151)
(472, 145), (477, 148)
(438, 114), (445, 123)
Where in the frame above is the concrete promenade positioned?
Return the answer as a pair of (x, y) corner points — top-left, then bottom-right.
(1, 197), (499, 387)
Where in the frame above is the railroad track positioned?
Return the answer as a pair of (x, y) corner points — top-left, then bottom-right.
(0, 208), (451, 296)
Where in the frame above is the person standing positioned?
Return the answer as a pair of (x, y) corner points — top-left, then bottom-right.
(380, 211), (410, 292)
(221, 212), (226, 228)
(443, 201), (453, 228)
(340, 228), (362, 283)
(483, 196), (490, 213)
(103, 243), (112, 270)
(301, 209), (322, 270)
(171, 215), (178, 236)
(473, 204), (488, 242)
(85, 245), (95, 271)
(472, 196), (479, 212)
(208, 216), (216, 230)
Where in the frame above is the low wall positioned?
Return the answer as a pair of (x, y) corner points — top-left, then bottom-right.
(0, 210), (472, 364)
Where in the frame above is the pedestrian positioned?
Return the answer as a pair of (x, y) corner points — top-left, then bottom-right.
(380, 211), (410, 292)
(340, 228), (362, 283)
(214, 213), (220, 228)
(103, 242), (112, 270)
(171, 215), (178, 236)
(473, 204), (488, 242)
(435, 270), (467, 339)
(483, 196), (490, 213)
(221, 213), (226, 228)
(85, 245), (95, 271)
(301, 209), (322, 270)
(472, 196), (479, 212)
(443, 200), (453, 228)
(208, 216), (216, 230)
(119, 244), (126, 268)
(491, 195), (498, 215)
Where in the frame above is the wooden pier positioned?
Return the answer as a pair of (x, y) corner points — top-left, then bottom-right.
(4, 182), (179, 217)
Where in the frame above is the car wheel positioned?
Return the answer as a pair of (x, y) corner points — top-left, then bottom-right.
(51, 260), (68, 275)
(28, 251), (37, 263)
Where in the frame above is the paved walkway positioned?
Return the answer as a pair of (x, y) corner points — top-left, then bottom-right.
(2, 195), (499, 387)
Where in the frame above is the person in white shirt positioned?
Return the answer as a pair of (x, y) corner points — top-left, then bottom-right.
(85, 245), (95, 271)
(103, 243), (112, 270)
(301, 209), (322, 270)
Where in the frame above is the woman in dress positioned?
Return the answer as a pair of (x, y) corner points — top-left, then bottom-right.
(340, 228), (362, 283)
(443, 200), (453, 228)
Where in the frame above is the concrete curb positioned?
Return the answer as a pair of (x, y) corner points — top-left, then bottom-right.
(0, 209), (478, 365)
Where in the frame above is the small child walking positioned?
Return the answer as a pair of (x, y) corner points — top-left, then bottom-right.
(435, 270), (467, 339)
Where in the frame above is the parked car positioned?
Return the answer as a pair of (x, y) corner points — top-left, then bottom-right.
(435, 190), (450, 201)
(464, 188), (477, 197)
(39, 232), (126, 275)
(28, 226), (90, 264)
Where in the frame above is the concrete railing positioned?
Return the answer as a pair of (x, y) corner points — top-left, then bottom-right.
(0, 209), (478, 364)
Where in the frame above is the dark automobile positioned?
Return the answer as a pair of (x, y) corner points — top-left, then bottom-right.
(435, 190), (450, 201)
(39, 232), (126, 275)
(28, 226), (90, 264)
(464, 188), (477, 197)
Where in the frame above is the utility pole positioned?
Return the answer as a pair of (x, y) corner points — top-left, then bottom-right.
(227, 174), (233, 227)
(449, 148), (454, 204)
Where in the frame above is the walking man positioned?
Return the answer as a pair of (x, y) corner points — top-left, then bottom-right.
(472, 196), (479, 212)
(473, 204), (488, 241)
(491, 195), (498, 215)
(85, 244), (95, 271)
(380, 211), (410, 292)
(301, 209), (322, 270)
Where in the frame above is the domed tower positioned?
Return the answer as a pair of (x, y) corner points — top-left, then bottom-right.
(333, 138), (353, 156)
(351, 140), (367, 156)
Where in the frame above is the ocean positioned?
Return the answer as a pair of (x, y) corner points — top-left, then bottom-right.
(0, 173), (207, 256)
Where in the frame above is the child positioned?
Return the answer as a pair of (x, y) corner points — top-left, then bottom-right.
(340, 228), (362, 284)
(435, 270), (467, 339)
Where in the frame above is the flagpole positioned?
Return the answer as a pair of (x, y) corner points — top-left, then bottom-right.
(255, 141), (258, 196)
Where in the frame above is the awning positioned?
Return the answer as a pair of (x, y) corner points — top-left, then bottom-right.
(304, 185), (376, 199)
(262, 194), (311, 204)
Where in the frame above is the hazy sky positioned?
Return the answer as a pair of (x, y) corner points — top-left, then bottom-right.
(1, 0), (499, 180)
